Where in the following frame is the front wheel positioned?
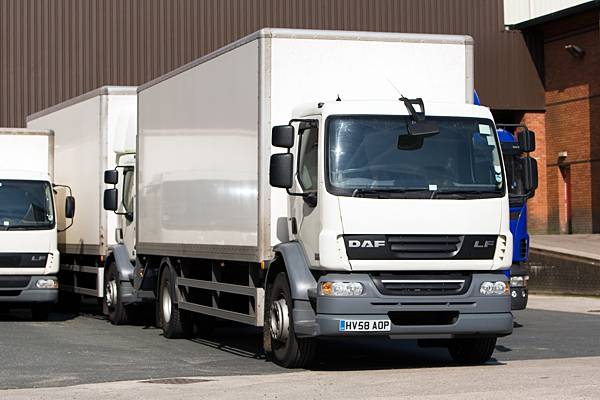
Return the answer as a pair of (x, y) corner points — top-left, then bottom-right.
(264, 272), (316, 368)
(448, 337), (497, 364)
(104, 263), (129, 325)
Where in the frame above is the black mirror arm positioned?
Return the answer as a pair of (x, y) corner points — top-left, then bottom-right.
(286, 188), (318, 207)
(52, 183), (73, 198)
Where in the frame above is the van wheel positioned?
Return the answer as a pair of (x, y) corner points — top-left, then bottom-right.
(31, 305), (49, 321)
(104, 262), (129, 325)
(265, 272), (316, 368)
(448, 337), (497, 364)
(158, 266), (193, 338)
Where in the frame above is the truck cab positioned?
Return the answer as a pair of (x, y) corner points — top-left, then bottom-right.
(266, 99), (539, 364)
(0, 129), (74, 319)
(497, 125), (538, 310)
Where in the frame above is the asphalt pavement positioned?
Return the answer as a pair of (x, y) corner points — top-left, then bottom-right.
(0, 295), (599, 393)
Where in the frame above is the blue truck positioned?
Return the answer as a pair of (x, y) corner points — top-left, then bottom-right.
(497, 125), (538, 310)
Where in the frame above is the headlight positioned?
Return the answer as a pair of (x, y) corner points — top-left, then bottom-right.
(36, 278), (59, 289)
(510, 276), (529, 288)
(320, 281), (364, 296)
(480, 281), (508, 296)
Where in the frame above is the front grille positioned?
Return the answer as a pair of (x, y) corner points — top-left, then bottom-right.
(388, 311), (459, 326)
(387, 235), (464, 259)
(0, 276), (31, 288)
(520, 238), (528, 258)
(0, 253), (47, 268)
(0, 290), (22, 297)
(372, 273), (471, 296)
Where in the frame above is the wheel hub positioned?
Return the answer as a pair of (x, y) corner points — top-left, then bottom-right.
(270, 298), (289, 342)
(162, 286), (172, 324)
(105, 280), (117, 308)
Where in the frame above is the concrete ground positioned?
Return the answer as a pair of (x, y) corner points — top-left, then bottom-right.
(530, 234), (600, 260)
(1, 295), (599, 399)
(3, 356), (600, 400)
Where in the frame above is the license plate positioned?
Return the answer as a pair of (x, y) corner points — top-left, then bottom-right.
(339, 319), (391, 332)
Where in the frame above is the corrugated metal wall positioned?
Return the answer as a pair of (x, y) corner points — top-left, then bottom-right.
(0, 0), (544, 127)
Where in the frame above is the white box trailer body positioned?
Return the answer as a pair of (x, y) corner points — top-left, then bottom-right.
(0, 128), (60, 311)
(0, 128), (54, 179)
(27, 86), (137, 297)
(137, 29), (474, 262)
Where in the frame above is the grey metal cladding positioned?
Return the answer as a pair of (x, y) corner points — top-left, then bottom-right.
(3, 0), (544, 129)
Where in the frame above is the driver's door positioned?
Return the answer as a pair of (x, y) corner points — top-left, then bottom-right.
(290, 119), (321, 266)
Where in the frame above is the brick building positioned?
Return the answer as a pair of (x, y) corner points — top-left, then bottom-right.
(505, 0), (600, 233)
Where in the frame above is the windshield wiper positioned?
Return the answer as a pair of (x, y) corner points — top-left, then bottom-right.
(351, 188), (430, 198)
(3, 223), (51, 231)
(433, 189), (502, 199)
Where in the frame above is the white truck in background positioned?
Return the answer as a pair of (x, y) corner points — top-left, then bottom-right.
(27, 86), (137, 313)
(99, 29), (539, 368)
(0, 128), (74, 319)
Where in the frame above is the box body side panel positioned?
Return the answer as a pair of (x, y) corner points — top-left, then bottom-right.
(27, 97), (105, 254)
(137, 41), (260, 258)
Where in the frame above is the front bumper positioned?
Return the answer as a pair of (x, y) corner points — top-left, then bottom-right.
(294, 272), (512, 338)
(0, 275), (58, 304)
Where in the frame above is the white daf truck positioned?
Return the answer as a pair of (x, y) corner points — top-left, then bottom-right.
(100, 29), (537, 367)
(0, 128), (74, 319)
(27, 87), (137, 313)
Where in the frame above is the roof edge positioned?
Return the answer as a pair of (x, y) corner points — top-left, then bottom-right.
(507, 1), (600, 30)
(0, 127), (54, 135)
(26, 86), (137, 122)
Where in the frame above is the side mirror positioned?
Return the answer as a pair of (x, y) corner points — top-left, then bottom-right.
(65, 196), (75, 219)
(104, 169), (119, 185)
(518, 130), (536, 153)
(269, 153), (293, 189)
(523, 157), (538, 193)
(272, 125), (295, 149)
(103, 188), (119, 211)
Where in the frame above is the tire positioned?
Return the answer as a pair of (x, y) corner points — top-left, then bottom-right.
(448, 337), (497, 365)
(264, 272), (316, 368)
(31, 304), (49, 321)
(104, 262), (129, 325)
(158, 266), (193, 339)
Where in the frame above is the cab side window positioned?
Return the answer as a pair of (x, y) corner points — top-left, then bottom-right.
(122, 168), (134, 212)
(297, 127), (318, 192)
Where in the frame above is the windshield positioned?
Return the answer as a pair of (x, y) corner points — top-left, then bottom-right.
(327, 115), (505, 198)
(0, 180), (55, 230)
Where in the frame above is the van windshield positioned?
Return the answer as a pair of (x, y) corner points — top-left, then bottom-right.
(327, 115), (504, 199)
(0, 180), (55, 230)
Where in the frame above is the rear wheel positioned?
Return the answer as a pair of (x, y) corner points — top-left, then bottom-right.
(158, 266), (193, 338)
(265, 272), (316, 368)
(104, 262), (129, 325)
(448, 337), (497, 364)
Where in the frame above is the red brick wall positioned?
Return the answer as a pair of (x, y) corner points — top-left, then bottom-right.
(543, 25), (600, 233)
(520, 112), (548, 233)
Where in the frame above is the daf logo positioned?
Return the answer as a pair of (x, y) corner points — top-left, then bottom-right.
(474, 240), (495, 248)
(31, 255), (46, 262)
(348, 240), (386, 248)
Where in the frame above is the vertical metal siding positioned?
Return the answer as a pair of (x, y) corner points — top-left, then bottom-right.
(0, 0), (544, 127)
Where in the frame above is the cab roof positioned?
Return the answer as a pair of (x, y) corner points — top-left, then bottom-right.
(292, 100), (494, 121)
